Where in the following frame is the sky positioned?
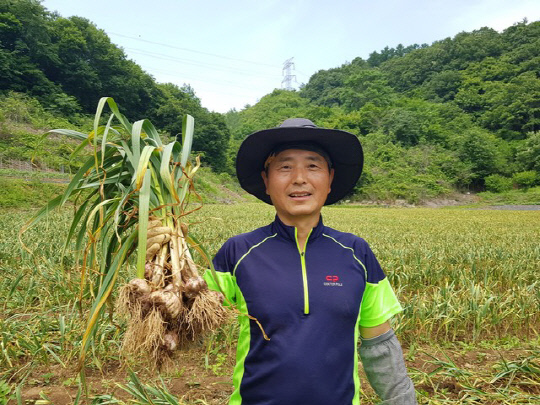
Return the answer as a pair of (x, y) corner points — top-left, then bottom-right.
(41, 0), (540, 113)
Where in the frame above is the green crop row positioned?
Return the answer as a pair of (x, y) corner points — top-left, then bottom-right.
(1, 204), (539, 403)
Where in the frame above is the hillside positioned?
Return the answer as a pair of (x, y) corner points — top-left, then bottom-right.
(0, 0), (230, 171)
(1, 0), (539, 203)
(225, 20), (540, 203)
(0, 93), (249, 208)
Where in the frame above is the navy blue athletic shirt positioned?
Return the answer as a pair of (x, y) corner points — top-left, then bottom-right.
(204, 215), (402, 405)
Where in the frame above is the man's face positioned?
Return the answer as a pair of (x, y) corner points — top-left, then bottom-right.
(261, 149), (334, 224)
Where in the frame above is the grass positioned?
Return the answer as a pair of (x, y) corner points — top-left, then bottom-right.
(0, 177), (68, 208)
(1, 204), (539, 404)
(0, 168), (250, 208)
(191, 167), (254, 204)
(478, 186), (540, 205)
(0, 168), (71, 180)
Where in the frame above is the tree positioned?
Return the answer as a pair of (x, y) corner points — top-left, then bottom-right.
(235, 89), (312, 137)
(192, 111), (230, 173)
(340, 69), (396, 110)
(153, 83), (230, 172)
(456, 72), (540, 139)
(0, 11), (22, 50)
(450, 27), (506, 69)
(367, 43), (426, 67)
(456, 128), (509, 187)
(417, 70), (462, 102)
(516, 131), (540, 173)
(299, 58), (368, 106)
(153, 83), (204, 136)
(0, 1), (64, 104)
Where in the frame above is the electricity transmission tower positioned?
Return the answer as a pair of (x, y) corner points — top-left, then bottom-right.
(281, 57), (297, 90)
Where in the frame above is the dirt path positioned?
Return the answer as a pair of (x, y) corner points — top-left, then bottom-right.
(477, 205), (540, 210)
(2, 175), (69, 184)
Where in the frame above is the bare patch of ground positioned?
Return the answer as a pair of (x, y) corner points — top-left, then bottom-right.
(350, 193), (481, 208)
(9, 344), (539, 405)
(477, 205), (540, 210)
(213, 184), (248, 204)
(421, 193), (480, 207)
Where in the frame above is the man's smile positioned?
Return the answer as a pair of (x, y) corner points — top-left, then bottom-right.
(289, 191), (312, 200)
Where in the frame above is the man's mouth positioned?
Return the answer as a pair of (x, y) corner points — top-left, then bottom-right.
(289, 192), (312, 198)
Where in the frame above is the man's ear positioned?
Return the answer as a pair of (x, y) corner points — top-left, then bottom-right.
(261, 171), (269, 195)
(328, 168), (335, 192)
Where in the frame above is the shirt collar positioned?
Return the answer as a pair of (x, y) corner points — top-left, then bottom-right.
(271, 214), (325, 243)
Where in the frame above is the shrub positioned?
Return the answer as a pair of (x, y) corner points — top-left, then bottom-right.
(484, 174), (513, 193)
(512, 171), (538, 189)
(0, 92), (44, 124)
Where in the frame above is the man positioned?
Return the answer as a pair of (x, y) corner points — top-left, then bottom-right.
(204, 118), (417, 405)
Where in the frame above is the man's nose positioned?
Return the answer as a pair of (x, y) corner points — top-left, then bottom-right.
(292, 167), (307, 184)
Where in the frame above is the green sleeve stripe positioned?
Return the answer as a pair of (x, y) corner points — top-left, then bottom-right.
(203, 273), (254, 404)
(203, 269), (236, 306)
(229, 285), (250, 404)
(213, 234), (279, 403)
(359, 278), (403, 328)
(232, 233), (277, 276)
(352, 298), (363, 405)
(322, 234), (367, 279)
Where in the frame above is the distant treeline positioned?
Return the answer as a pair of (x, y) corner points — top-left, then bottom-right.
(0, 0), (230, 171)
(226, 20), (540, 200)
(1, 0), (539, 201)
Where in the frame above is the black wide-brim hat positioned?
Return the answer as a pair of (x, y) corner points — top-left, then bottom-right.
(236, 118), (363, 205)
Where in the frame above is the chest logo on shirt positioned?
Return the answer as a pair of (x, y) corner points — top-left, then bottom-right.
(324, 275), (343, 287)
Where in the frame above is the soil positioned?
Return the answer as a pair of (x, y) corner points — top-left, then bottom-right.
(356, 194), (540, 210)
(2, 175), (69, 184)
(9, 348), (234, 405)
(353, 193), (481, 208)
(214, 184), (249, 204)
(8, 344), (538, 405)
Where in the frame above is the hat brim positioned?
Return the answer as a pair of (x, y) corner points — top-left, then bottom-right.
(236, 126), (363, 205)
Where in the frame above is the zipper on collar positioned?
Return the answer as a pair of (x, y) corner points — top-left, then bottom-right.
(294, 228), (312, 315)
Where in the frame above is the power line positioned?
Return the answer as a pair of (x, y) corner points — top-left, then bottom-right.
(137, 62), (274, 93)
(295, 69), (312, 78)
(109, 31), (281, 69)
(125, 47), (282, 79)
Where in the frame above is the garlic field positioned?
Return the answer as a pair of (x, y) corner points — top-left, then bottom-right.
(1, 204), (539, 404)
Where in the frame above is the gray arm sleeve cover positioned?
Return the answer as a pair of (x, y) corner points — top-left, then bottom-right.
(359, 329), (417, 405)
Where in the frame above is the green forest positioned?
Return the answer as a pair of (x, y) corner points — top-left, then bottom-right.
(1, 0), (539, 203)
